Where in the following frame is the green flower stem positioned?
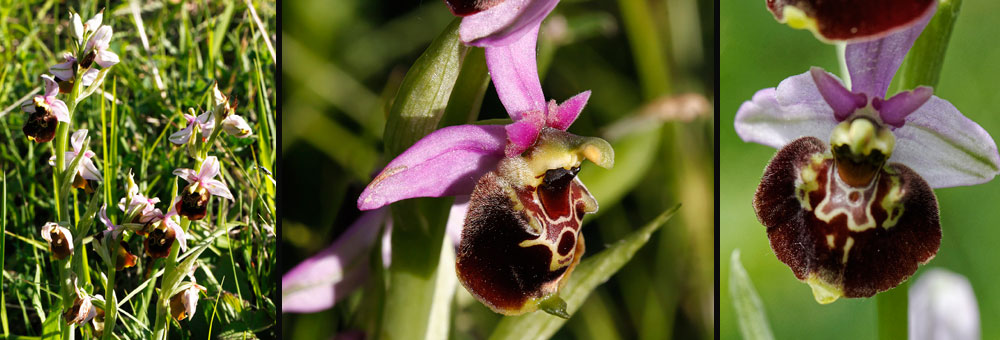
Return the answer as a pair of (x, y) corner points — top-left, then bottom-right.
(898, 0), (962, 90)
(877, 2), (960, 338)
(102, 241), (119, 340)
(877, 281), (909, 340)
(377, 19), (464, 340)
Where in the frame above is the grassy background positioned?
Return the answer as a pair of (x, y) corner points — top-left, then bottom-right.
(721, 0), (1000, 338)
(0, 0), (276, 338)
(280, 0), (715, 339)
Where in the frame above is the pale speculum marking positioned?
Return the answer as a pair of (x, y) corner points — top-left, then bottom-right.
(814, 161), (880, 232)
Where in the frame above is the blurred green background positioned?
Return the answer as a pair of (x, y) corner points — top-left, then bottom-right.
(721, 0), (1000, 338)
(281, 0), (714, 339)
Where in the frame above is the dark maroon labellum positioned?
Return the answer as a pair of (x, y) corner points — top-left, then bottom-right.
(766, 0), (935, 41)
(23, 110), (59, 143)
(176, 185), (210, 221)
(80, 50), (97, 69)
(145, 224), (177, 259)
(443, 0), (505, 16)
(457, 165), (593, 315)
(754, 137), (940, 302)
(48, 228), (72, 260)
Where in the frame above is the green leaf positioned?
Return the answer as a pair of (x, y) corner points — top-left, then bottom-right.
(383, 18), (467, 157)
(728, 249), (775, 340)
(488, 205), (680, 340)
(438, 47), (490, 128)
(376, 18), (468, 340)
(379, 198), (453, 340)
(898, 0), (962, 89)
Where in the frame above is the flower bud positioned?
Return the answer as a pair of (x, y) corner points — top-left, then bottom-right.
(70, 12), (84, 44)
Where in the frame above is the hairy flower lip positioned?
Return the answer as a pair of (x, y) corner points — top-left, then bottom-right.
(443, 0), (506, 16)
(41, 222), (74, 260)
(766, 0), (937, 43)
(755, 137), (941, 303)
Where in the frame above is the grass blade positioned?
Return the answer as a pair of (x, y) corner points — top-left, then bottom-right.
(729, 249), (775, 340)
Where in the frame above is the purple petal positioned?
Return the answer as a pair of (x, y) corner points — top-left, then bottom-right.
(198, 156), (221, 181)
(50, 60), (75, 82)
(21, 99), (35, 113)
(459, 0), (559, 47)
(357, 125), (506, 210)
(96, 50), (119, 68)
(172, 168), (198, 183)
(282, 208), (388, 313)
(169, 126), (194, 145)
(202, 179), (234, 201)
(98, 205), (114, 231)
(548, 91), (590, 130)
(49, 98), (70, 123)
(891, 96), (1000, 188)
(81, 68), (99, 87)
(70, 129), (88, 153)
(484, 26), (545, 121)
(41, 75), (59, 97)
(873, 86), (932, 128)
(445, 196), (470, 250)
(504, 113), (544, 157)
(80, 159), (102, 181)
(845, 4), (935, 97)
(168, 219), (188, 252)
(810, 67), (867, 121)
(734, 72), (839, 149)
(86, 26), (112, 53)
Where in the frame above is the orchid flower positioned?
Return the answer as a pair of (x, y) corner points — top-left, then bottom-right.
(118, 170), (162, 223)
(144, 197), (188, 258)
(21, 75), (69, 143)
(173, 156), (234, 220)
(41, 222), (74, 260)
(170, 282), (207, 321)
(49, 130), (103, 189)
(96, 204), (140, 270)
(50, 52), (99, 94)
(169, 111), (215, 145)
(284, 0), (611, 316)
(98, 204), (126, 241)
(282, 208), (389, 313)
(81, 19), (119, 69)
(64, 279), (99, 325)
(357, 4), (611, 316)
(734, 4), (1000, 303)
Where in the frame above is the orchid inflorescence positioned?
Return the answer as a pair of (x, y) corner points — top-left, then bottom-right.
(20, 9), (258, 336)
(735, 0), (1000, 303)
(283, 0), (615, 317)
